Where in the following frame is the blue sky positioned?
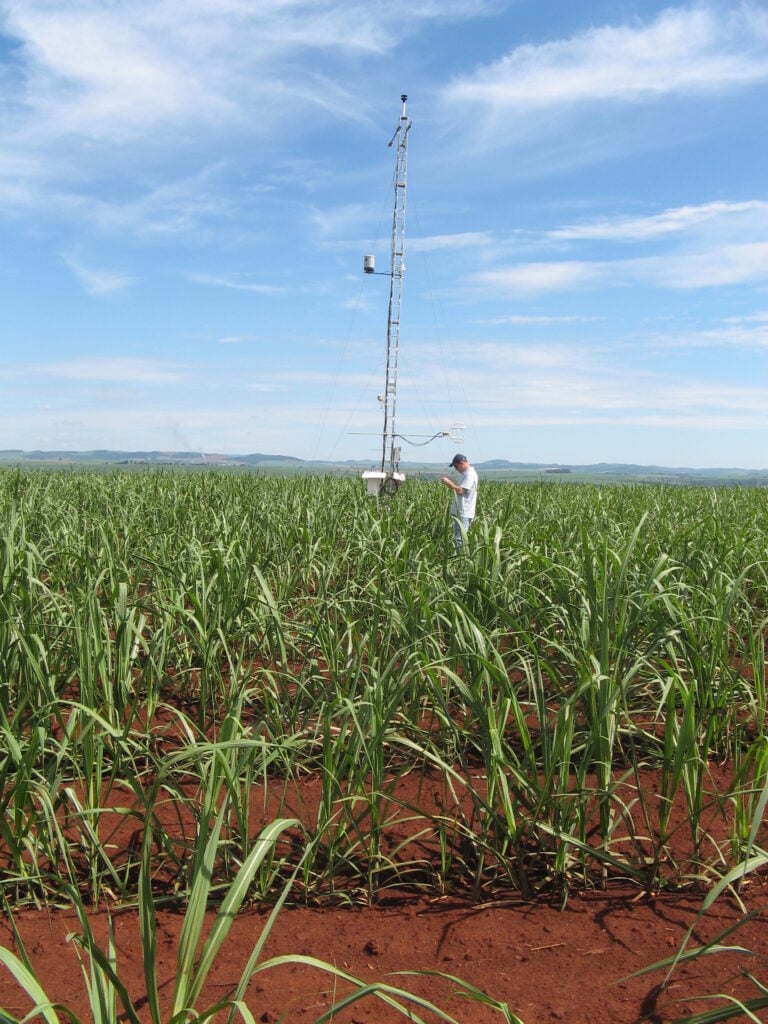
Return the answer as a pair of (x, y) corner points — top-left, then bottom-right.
(1, 1), (767, 468)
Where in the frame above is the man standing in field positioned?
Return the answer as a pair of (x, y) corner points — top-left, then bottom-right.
(441, 454), (478, 553)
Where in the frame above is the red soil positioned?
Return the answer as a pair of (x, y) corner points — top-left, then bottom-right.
(1, 885), (766, 1023)
(3, 705), (767, 1022)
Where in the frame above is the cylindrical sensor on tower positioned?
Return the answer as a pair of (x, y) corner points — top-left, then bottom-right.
(363, 254), (375, 274)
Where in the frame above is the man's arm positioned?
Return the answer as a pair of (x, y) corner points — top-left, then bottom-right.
(441, 476), (466, 494)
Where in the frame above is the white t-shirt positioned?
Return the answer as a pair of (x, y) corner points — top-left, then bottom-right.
(453, 465), (478, 519)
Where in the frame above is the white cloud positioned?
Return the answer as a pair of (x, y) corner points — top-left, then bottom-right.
(4, 332), (768, 455)
(549, 200), (768, 242)
(1, 1), (488, 152)
(343, 295), (374, 311)
(475, 314), (603, 325)
(82, 167), (237, 237)
(723, 310), (768, 325)
(651, 322), (768, 350)
(470, 260), (603, 295)
(409, 232), (492, 252)
(312, 203), (379, 238)
(322, 229), (492, 256)
(190, 272), (284, 293)
(0, 2), (764, 466)
(416, 338), (768, 428)
(467, 242), (768, 297)
(3, 357), (187, 383)
(61, 254), (133, 294)
(4, 6), (233, 145)
(445, 5), (768, 111)
(635, 243), (768, 288)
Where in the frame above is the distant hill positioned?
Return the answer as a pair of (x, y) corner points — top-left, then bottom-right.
(473, 459), (768, 483)
(476, 459), (551, 470)
(0, 450), (303, 466)
(1, 450), (767, 485)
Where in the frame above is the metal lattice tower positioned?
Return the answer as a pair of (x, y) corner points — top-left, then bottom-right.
(379, 94), (410, 484)
(362, 97), (465, 499)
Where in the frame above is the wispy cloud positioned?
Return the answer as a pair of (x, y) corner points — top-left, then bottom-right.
(0, 2), (764, 466)
(190, 272), (284, 293)
(445, 5), (768, 111)
(438, 4), (768, 171)
(409, 232), (492, 252)
(464, 196), (768, 297)
(549, 200), (768, 242)
(4, 357), (186, 383)
(1, 1), (487, 151)
(475, 314), (603, 325)
(650, 321), (768, 350)
(724, 311), (768, 325)
(416, 338), (768, 426)
(323, 230), (492, 256)
(61, 254), (133, 294)
(0, 1), (490, 239)
(312, 203), (380, 238)
(471, 260), (604, 295)
(634, 243), (768, 289)
(81, 166), (237, 237)
(469, 242), (768, 296)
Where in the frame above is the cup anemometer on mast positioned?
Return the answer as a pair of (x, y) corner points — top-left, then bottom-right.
(361, 95), (463, 500)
